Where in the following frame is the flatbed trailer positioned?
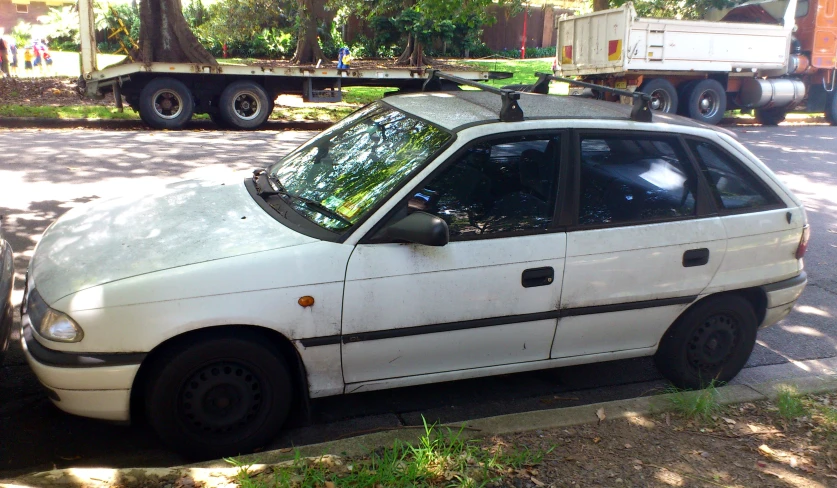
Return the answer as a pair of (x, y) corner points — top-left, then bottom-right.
(77, 0), (509, 130)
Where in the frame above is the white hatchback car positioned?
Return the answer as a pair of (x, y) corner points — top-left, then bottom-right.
(22, 85), (808, 458)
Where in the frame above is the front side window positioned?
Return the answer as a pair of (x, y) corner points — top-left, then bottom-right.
(267, 103), (451, 232)
(578, 135), (697, 225)
(688, 140), (779, 211)
(406, 135), (561, 238)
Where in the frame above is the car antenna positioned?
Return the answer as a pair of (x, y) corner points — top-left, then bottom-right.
(423, 70), (524, 122)
(528, 72), (653, 122)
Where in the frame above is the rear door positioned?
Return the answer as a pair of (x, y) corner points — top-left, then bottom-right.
(551, 131), (727, 359)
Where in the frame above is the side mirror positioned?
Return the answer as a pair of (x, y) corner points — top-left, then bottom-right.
(385, 211), (449, 246)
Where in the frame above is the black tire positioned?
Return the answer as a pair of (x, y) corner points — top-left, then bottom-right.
(676, 80), (697, 115)
(754, 107), (788, 126)
(0, 303), (12, 365)
(655, 294), (757, 390)
(638, 78), (678, 114)
(209, 112), (231, 129)
(145, 331), (293, 459)
(826, 90), (837, 125)
(219, 81), (271, 130)
(683, 79), (727, 125)
(138, 77), (194, 130)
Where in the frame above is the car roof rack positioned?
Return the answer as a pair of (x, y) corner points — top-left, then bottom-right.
(422, 69), (653, 123)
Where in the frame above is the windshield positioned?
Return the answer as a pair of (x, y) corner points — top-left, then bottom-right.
(267, 103), (452, 233)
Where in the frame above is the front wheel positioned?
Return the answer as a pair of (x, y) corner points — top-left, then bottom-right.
(145, 332), (293, 459)
(654, 295), (757, 390)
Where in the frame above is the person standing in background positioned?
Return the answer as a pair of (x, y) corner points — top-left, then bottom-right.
(23, 47), (33, 75)
(0, 32), (9, 77)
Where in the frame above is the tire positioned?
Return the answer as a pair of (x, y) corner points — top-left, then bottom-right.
(145, 331), (293, 459)
(676, 80), (697, 115)
(209, 112), (231, 129)
(683, 79), (727, 125)
(219, 81), (271, 130)
(655, 294), (757, 390)
(138, 78), (194, 130)
(638, 78), (678, 114)
(754, 107), (788, 126)
(826, 90), (837, 125)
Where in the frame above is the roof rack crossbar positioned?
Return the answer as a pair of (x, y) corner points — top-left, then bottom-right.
(423, 70), (524, 122)
(533, 72), (653, 123)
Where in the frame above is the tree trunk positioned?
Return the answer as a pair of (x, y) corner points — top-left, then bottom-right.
(395, 35), (432, 67)
(291, 0), (326, 65)
(137, 0), (217, 64)
(593, 0), (610, 11)
(396, 34), (413, 64)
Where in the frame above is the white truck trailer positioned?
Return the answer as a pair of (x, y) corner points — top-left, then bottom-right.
(76, 0), (509, 130)
(554, 0), (837, 125)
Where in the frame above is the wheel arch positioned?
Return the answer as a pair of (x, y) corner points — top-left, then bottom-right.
(129, 324), (310, 424)
(665, 287), (768, 342)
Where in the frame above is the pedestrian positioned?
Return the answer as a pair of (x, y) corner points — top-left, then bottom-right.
(41, 44), (52, 76)
(0, 34), (9, 78)
(23, 47), (33, 75)
(32, 41), (42, 74)
(9, 42), (17, 76)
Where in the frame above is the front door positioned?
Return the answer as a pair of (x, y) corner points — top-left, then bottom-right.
(342, 132), (568, 385)
(551, 132), (726, 359)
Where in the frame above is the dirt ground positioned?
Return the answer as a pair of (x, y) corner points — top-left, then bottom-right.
(498, 394), (837, 488)
(0, 77), (109, 106)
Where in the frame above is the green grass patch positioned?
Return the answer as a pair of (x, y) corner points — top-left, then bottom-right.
(229, 419), (551, 488)
(666, 382), (722, 421)
(775, 387), (807, 420)
(0, 104), (140, 120)
(271, 105), (356, 122)
(460, 59), (568, 95)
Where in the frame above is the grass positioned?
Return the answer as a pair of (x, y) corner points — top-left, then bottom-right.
(0, 104), (140, 120)
(775, 387), (807, 419)
(229, 418), (551, 488)
(666, 382), (722, 421)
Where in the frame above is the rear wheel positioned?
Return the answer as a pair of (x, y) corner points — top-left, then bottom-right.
(683, 79), (727, 125)
(638, 78), (678, 114)
(655, 295), (757, 390)
(145, 331), (293, 459)
(825, 90), (837, 125)
(219, 81), (271, 130)
(754, 107), (788, 126)
(139, 78), (194, 130)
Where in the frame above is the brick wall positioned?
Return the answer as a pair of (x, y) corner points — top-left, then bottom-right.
(1, 0), (59, 36)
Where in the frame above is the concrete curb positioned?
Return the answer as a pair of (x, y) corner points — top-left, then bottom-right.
(0, 117), (331, 131)
(5, 373), (837, 488)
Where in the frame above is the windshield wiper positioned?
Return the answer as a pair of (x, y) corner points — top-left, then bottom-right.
(291, 196), (353, 226)
(253, 169), (288, 197)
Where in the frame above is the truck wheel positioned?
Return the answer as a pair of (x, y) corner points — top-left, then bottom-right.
(654, 295), (757, 390)
(684, 79), (727, 125)
(139, 78), (194, 130)
(754, 107), (788, 126)
(144, 331), (293, 459)
(826, 91), (837, 125)
(638, 79), (678, 113)
(220, 81), (271, 130)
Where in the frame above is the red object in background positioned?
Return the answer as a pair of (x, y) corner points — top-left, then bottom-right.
(222, 43), (228, 58)
(521, 6), (528, 59)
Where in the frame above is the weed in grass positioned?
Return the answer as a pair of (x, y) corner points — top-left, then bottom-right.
(666, 381), (722, 421)
(775, 387), (807, 419)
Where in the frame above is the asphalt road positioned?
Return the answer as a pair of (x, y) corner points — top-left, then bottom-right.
(0, 125), (835, 477)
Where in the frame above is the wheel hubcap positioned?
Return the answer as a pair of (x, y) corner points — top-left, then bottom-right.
(152, 89), (184, 120)
(687, 313), (740, 377)
(233, 92), (261, 121)
(649, 89), (672, 112)
(698, 90), (719, 118)
(178, 361), (263, 436)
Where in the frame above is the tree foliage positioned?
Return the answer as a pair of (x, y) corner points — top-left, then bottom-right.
(608, 0), (738, 19)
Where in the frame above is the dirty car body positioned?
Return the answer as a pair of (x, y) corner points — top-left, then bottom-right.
(0, 228), (14, 365)
(21, 91), (809, 458)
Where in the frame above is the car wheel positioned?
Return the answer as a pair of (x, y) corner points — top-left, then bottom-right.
(638, 78), (678, 114)
(139, 78), (194, 130)
(145, 331), (293, 459)
(825, 90), (837, 126)
(654, 295), (757, 390)
(219, 81), (271, 130)
(683, 79), (727, 125)
(209, 112), (231, 129)
(754, 107), (788, 126)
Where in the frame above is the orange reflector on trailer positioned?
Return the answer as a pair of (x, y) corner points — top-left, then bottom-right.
(298, 296), (315, 307)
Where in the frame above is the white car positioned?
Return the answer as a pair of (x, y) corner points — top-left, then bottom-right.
(21, 86), (809, 458)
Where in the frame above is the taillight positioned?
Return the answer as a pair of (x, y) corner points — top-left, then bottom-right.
(796, 224), (810, 259)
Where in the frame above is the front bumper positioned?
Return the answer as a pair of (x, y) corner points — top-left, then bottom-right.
(0, 240), (14, 363)
(760, 271), (808, 328)
(20, 321), (142, 421)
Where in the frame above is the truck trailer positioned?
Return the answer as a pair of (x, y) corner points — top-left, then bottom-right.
(554, 0), (837, 125)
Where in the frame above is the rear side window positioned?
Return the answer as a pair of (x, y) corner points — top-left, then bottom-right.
(578, 136), (698, 225)
(688, 140), (779, 211)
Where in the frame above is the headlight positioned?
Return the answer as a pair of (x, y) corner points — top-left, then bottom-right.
(27, 288), (84, 343)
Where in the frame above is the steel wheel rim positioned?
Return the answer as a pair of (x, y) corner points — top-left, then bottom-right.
(152, 89), (184, 120)
(177, 360), (264, 437)
(697, 90), (720, 118)
(232, 91), (262, 121)
(649, 88), (673, 112)
(687, 313), (740, 376)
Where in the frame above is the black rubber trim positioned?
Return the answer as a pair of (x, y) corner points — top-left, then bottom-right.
(23, 324), (146, 368)
(334, 295), (698, 345)
(298, 335), (342, 347)
(762, 271), (807, 293)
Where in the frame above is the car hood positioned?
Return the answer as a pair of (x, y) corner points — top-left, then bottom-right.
(32, 179), (317, 303)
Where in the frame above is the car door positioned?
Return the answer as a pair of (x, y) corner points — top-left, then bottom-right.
(341, 131), (569, 385)
(551, 131), (727, 359)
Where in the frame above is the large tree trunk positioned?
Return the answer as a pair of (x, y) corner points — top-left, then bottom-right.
(395, 35), (432, 67)
(291, 0), (325, 65)
(593, 0), (610, 11)
(137, 0), (216, 64)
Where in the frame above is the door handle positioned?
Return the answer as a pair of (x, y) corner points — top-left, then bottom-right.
(522, 267), (555, 288)
(683, 248), (710, 267)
